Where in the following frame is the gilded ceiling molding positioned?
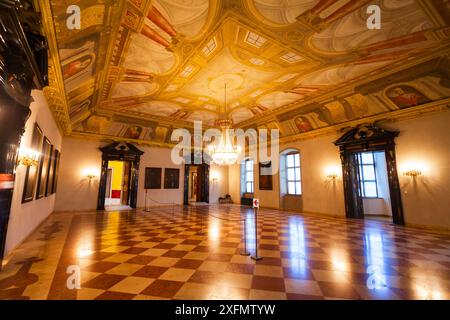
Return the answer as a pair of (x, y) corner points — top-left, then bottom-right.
(237, 47), (450, 128)
(70, 131), (177, 149)
(92, 0), (126, 112)
(40, 0), (71, 135)
(278, 99), (450, 146)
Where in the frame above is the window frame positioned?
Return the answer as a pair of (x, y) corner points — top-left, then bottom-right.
(243, 158), (254, 193)
(285, 152), (302, 195)
(358, 152), (379, 198)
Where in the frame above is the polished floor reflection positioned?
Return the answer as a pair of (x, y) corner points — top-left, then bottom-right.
(1, 205), (449, 300)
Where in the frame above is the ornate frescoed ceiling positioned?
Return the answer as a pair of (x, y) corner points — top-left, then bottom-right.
(40, 0), (450, 146)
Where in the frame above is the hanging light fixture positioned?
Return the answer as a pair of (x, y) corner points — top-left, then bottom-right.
(207, 83), (241, 165)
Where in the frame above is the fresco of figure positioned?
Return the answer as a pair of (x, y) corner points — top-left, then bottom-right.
(294, 116), (313, 133)
(124, 125), (143, 139)
(62, 55), (93, 80)
(386, 86), (430, 109)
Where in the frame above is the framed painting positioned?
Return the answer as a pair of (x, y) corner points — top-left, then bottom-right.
(145, 167), (162, 189)
(259, 161), (273, 190)
(22, 123), (43, 203)
(46, 148), (60, 196)
(50, 149), (60, 194)
(164, 168), (180, 189)
(36, 137), (52, 199)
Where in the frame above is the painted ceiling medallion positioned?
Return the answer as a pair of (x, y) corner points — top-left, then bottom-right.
(209, 73), (244, 92)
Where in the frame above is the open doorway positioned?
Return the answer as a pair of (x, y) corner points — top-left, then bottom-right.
(105, 160), (132, 210)
(188, 166), (199, 203)
(97, 142), (143, 211)
(356, 151), (393, 222)
(184, 163), (209, 205)
(335, 125), (404, 225)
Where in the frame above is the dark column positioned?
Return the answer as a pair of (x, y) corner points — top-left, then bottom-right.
(202, 164), (210, 204)
(97, 158), (108, 210)
(0, 91), (31, 266)
(385, 143), (405, 225)
(129, 161), (139, 209)
(340, 151), (364, 219)
(183, 164), (190, 205)
(0, 1), (48, 267)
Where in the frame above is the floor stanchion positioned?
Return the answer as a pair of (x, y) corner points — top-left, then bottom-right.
(144, 189), (150, 212)
(251, 207), (262, 261)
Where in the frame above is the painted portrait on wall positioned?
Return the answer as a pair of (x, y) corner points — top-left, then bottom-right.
(60, 38), (98, 93)
(145, 167), (162, 189)
(259, 162), (273, 190)
(294, 116), (313, 133)
(36, 137), (52, 199)
(124, 125), (143, 139)
(164, 168), (180, 189)
(386, 85), (431, 109)
(22, 123), (43, 203)
(51, 149), (60, 194)
(62, 54), (94, 80)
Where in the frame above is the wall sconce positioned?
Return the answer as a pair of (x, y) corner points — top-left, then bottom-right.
(325, 166), (340, 180)
(403, 169), (422, 178)
(401, 161), (427, 178)
(210, 171), (220, 183)
(326, 173), (338, 180)
(82, 167), (99, 180)
(17, 148), (40, 167)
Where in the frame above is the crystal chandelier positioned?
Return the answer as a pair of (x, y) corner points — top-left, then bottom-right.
(207, 84), (241, 165)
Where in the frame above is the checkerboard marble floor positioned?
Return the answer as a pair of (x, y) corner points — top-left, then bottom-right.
(1, 205), (449, 300)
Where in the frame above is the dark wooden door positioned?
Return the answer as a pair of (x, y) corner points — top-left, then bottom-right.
(196, 166), (202, 202)
(122, 161), (131, 205)
(129, 161), (138, 209)
(200, 164), (209, 203)
(183, 164), (189, 205)
(106, 168), (112, 198)
(347, 152), (364, 219)
(336, 125), (404, 225)
(97, 143), (143, 210)
(385, 144), (404, 225)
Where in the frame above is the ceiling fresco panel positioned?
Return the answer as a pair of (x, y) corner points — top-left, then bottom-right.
(41, 0), (450, 146)
(252, 0), (320, 26)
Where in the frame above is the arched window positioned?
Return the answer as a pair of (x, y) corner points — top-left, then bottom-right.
(280, 149), (302, 195)
(241, 158), (254, 193)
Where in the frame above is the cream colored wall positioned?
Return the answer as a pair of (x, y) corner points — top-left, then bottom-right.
(229, 111), (450, 229)
(5, 90), (62, 256)
(54, 138), (101, 211)
(55, 138), (229, 211)
(137, 147), (184, 207)
(55, 110), (450, 229)
(229, 134), (345, 215)
(228, 163), (241, 204)
(381, 111), (450, 229)
(137, 150), (228, 206)
(209, 164), (229, 203)
(253, 162), (281, 209)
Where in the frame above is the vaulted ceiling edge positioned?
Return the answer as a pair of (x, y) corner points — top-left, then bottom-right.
(39, 0), (450, 146)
